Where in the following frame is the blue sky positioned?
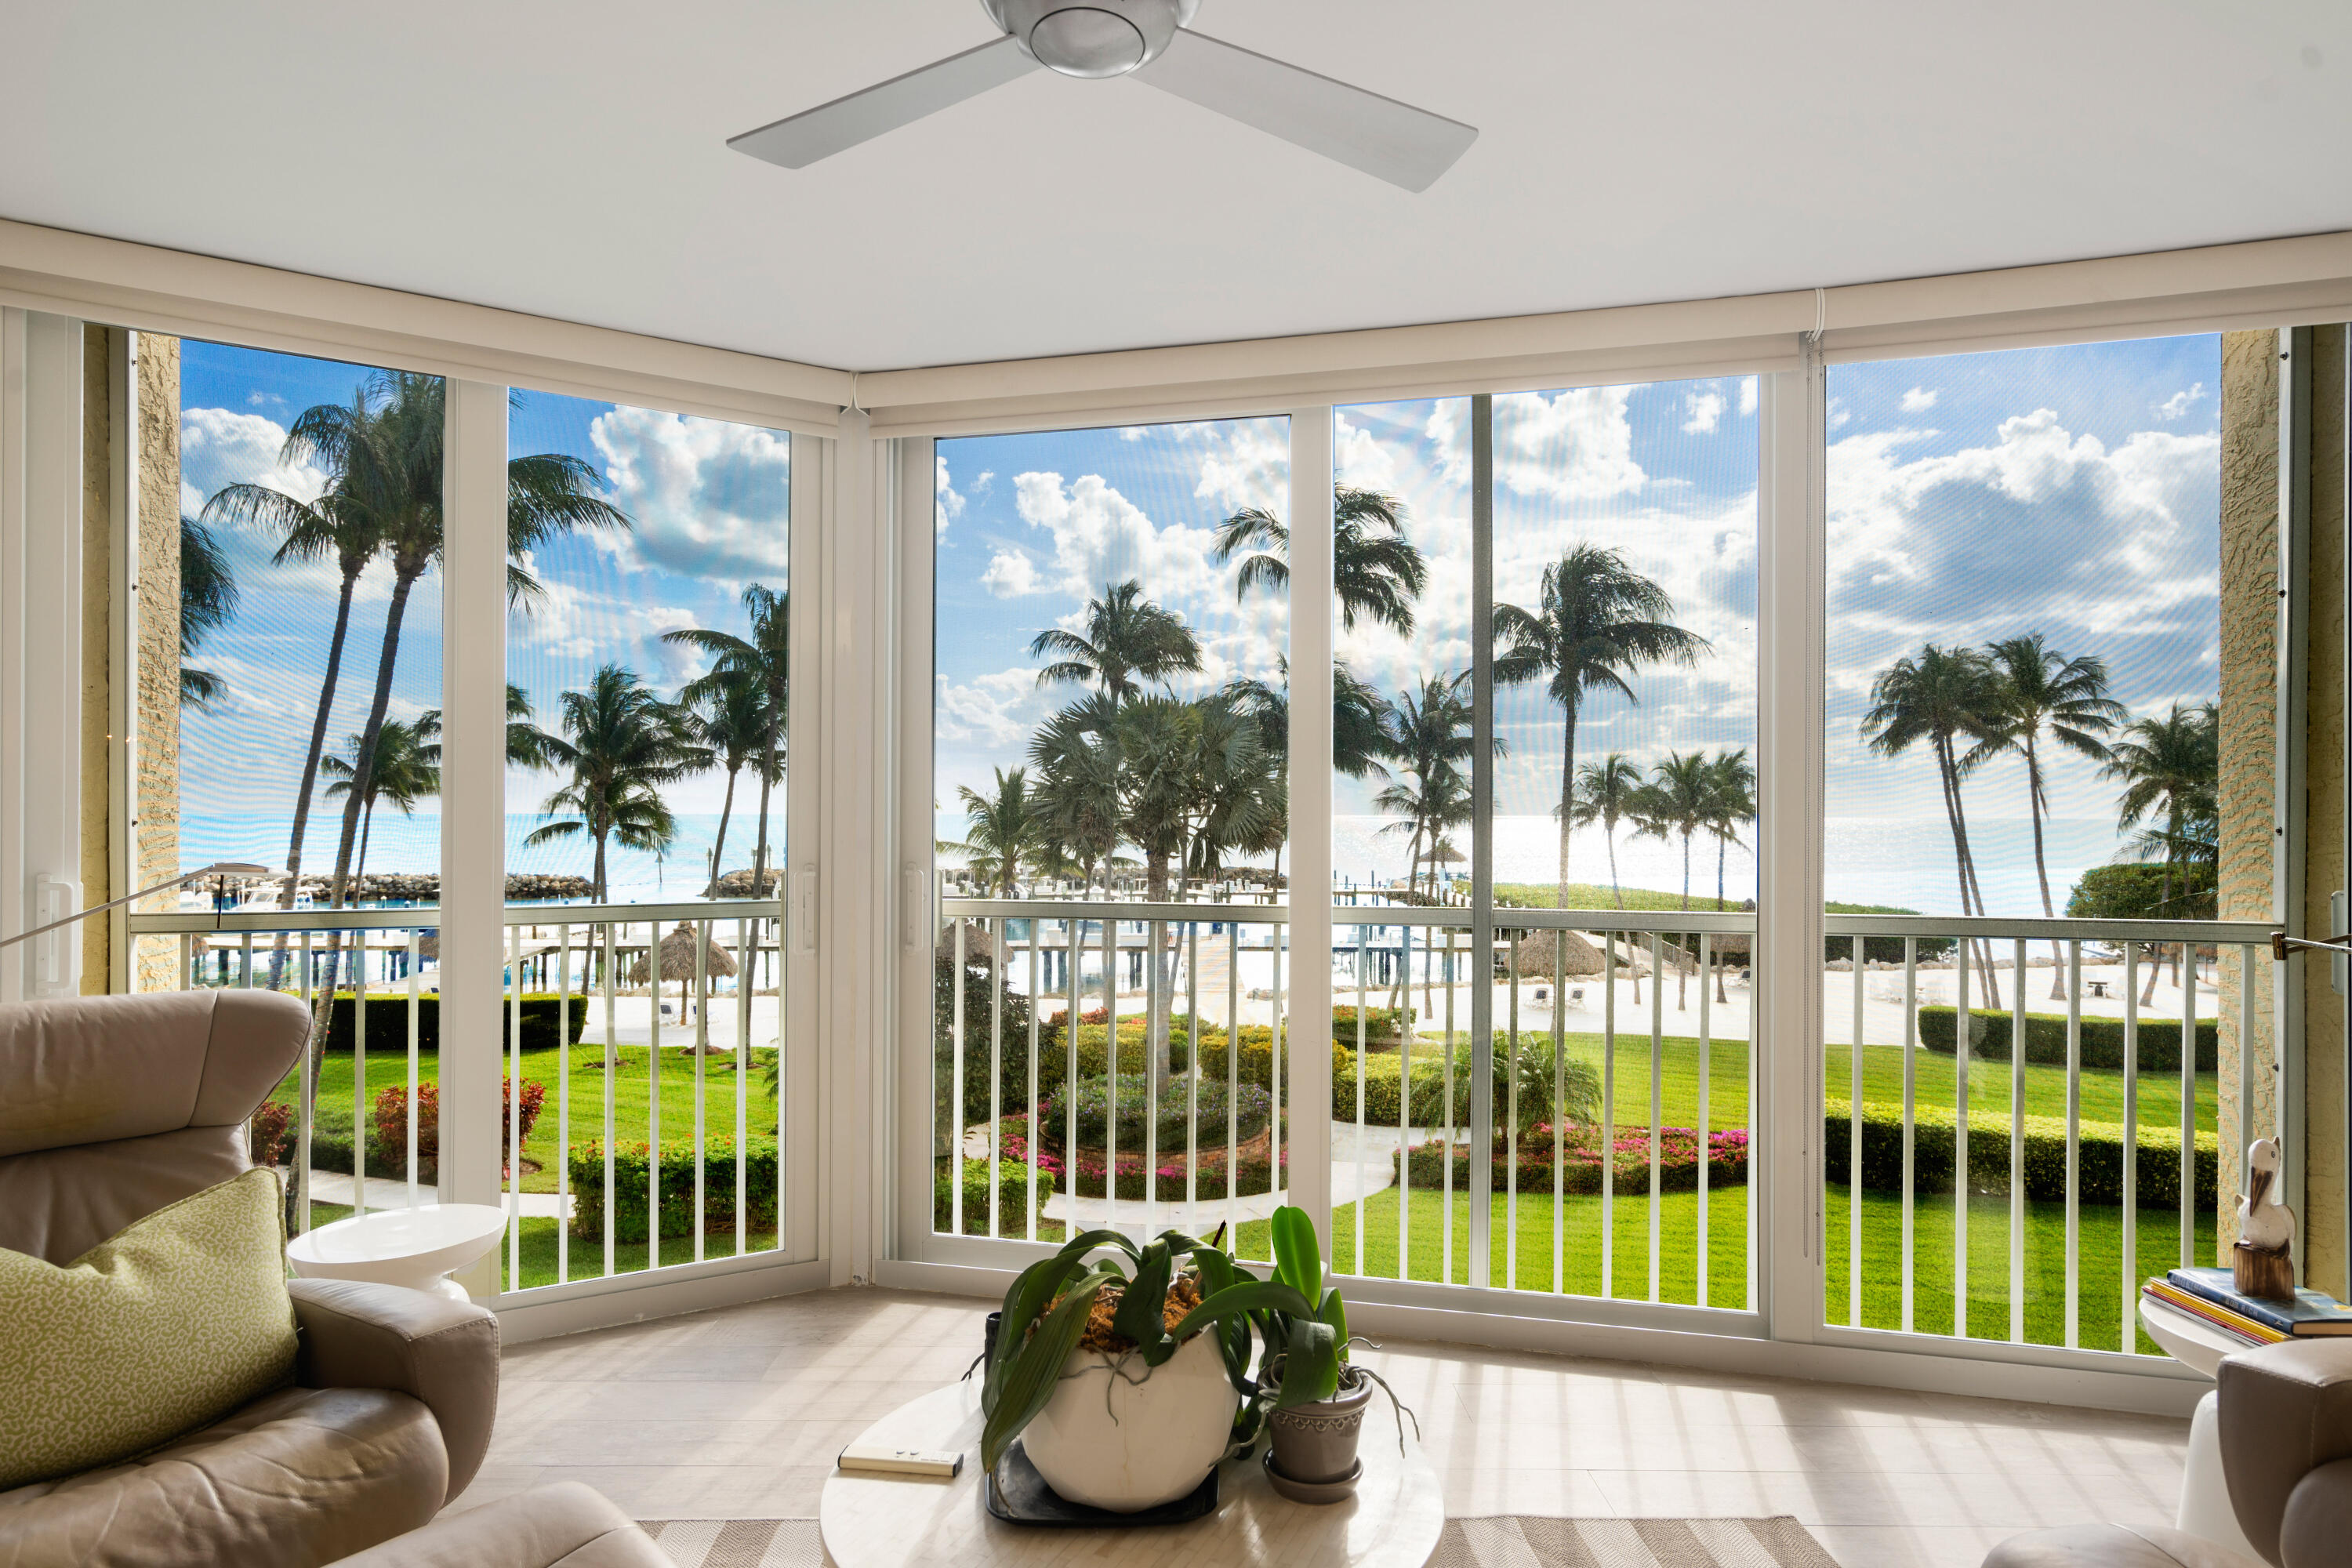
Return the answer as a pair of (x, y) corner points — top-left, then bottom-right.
(935, 339), (2223, 914)
(176, 343), (791, 895)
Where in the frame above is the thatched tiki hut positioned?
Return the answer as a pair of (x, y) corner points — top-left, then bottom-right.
(631, 922), (737, 1040)
(1506, 929), (1605, 980)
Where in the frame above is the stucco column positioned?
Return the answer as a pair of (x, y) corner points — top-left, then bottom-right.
(133, 332), (180, 994)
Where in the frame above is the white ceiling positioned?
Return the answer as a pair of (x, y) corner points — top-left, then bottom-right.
(5, 1), (2350, 372)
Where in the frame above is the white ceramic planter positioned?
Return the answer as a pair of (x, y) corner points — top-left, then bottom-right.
(1019, 1328), (1239, 1512)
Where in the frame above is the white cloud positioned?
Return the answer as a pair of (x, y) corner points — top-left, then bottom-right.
(935, 453), (964, 533)
(1334, 411), (1398, 490)
(1828, 397), (1853, 430)
(980, 549), (1037, 597)
(1119, 427), (1148, 441)
(1427, 387), (1645, 501)
(180, 407), (328, 515)
(1010, 470), (1221, 602)
(1190, 421), (1288, 517)
(2157, 383), (2207, 420)
(1682, 388), (1725, 434)
(1739, 377), (1758, 417)
(1900, 387), (1940, 413)
(973, 470), (995, 495)
(936, 668), (1040, 746)
(592, 407), (790, 583)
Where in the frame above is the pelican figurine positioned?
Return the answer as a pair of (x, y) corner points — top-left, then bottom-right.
(2234, 1138), (2298, 1298)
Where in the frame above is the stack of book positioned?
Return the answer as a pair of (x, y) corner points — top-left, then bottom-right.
(2143, 1267), (2352, 1348)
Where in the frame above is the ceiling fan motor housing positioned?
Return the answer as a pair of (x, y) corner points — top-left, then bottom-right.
(982, 0), (1200, 78)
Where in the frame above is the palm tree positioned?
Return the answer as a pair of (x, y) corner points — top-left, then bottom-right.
(675, 666), (773, 895)
(957, 767), (1042, 897)
(1633, 750), (1714, 1010)
(419, 684), (554, 768)
(1214, 485), (1429, 635)
(1112, 695), (1200, 1097)
(2105, 702), (2220, 1005)
(1860, 644), (2005, 1005)
(202, 389), (386, 977)
(523, 666), (708, 902)
(1029, 712), (1123, 898)
(1974, 636), (2125, 997)
(1494, 543), (1708, 910)
(1029, 580), (1202, 702)
(320, 719), (441, 888)
(1567, 753), (1646, 910)
(1378, 673), (1478, 898)
(1181, 695), (1281, 884)
(1704, 747), (1756, 1004)
(312, 373), (632, 924)
(176, 515), (239, 710)
(1221, 656), (1397, 786)
(665, 584), (789, 895)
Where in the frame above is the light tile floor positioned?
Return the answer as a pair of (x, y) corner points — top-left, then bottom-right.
(458, 1287), (2188, 1568)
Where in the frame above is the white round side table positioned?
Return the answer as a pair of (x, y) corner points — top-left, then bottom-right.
(821, 1380), (1444, 1568)
(2136, 1294), (2260, 1560)
(285, 1203), (510, 1302)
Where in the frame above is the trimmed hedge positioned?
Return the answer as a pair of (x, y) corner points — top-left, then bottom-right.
(933, 1156), (1054, 1236)
(1916, 1006), (2216, 1073)
(567, 1135), (779, 1243)
(1003, 1115), (1281, 1204)
(315, 993), (588, 1055)
(1823, 1098), (2216, 1207)
(1399, 1126), (1751, 1195)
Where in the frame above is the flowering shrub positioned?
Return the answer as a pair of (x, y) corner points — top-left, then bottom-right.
(249, 1100), (294, 1167)
(372, 1079), (546, 1178)
(1400, 1123), (1751, 1195)
(1001, 1112), (1287, 1202)
(1040, 1073), (1272, 1154)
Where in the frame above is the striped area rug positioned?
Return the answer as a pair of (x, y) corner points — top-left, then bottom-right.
(635, 1515), (1841, 1567)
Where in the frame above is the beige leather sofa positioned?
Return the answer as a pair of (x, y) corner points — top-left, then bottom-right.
(0, 989), (501, 1568)
(1986, 1338), (2352, 1567)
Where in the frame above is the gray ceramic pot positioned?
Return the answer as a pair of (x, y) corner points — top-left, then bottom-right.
(1263, 1359), (1374, 1489)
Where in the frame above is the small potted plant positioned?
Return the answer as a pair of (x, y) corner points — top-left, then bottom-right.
(980, 1228), (1263, 1512)
(1252, 1207), (1412, 1501)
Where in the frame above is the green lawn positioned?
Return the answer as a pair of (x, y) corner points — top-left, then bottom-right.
(1232, 1182), (2209, 1359)
(275, 1042), (782, 1195)
(1338, 1032), (2214, 1137)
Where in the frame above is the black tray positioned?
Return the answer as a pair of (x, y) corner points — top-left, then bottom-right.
(984, 1441), (1218, 1526)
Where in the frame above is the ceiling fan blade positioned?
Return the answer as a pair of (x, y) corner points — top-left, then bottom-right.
(1133, 28), (1476, 193)
(729, 35), (1039, 169)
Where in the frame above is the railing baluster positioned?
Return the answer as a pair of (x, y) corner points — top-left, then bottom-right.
(296, 930), (312, 1236)
(603, 921), (616, 1280)
(1143, 920), (1157, 1240)
(1697, 931), (1711, 1310)
(1069, 916), (1082, 1240)
(1649, 933), (1664, 1305)
(695, 917), (708, 1264)
(354, 942), (367, 1221)
(1850, 935), (1864, 1329)
(951, 915), (966, 1237)
(1272, 920), (1284, 1240)
(1185, 920), (1199, 1229)
(1032, 924), (1045, 1242)
(558, 924), (572, 1283)
(2180, 941), (2196, 1272)
(1902, 936), (1916, 1335)
(239, 931), (253, 989)
(2124, 945), (2140, 1352)
(1102, 916), (1116, 1236)
(2065, 940), (2082, 1349)
(2010, 937), (2025, 1344)
(407, 931), (421, 1213)
(1601, 935), (1615, 1301)
(1356, 923), (1368, 1275)
(1446, 927), (1457, 1286)
(1505, 935), (1520, 1290)
(507, 923), (521, 1291)
(990, 916), (1004, 1241)
(733, 917), (746, 1257)
(1955, 932), (1969, 1341)
(648, 920), (662, 1274)
(1406, 926), (1421, 1286)
(1224, 920), (1237, 1240)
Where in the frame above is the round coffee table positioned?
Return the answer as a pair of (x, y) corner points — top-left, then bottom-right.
(285, 1203), (509, 1302)
(2136, 1293), (2259, 1560)
(821, 1380), (1443, 1568)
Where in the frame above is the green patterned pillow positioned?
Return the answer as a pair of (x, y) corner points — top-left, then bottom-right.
(0, 1166), (297, 1488)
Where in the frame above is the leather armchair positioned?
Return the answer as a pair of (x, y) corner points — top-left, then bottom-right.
(0, 990), (501, 1568)
(1984, 1338), (2352, 1568)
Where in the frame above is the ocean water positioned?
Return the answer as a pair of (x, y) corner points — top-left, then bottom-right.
(185, 809), (2129, 920)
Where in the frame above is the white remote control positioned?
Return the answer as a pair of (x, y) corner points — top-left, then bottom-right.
(837, 1443), (965, 1479)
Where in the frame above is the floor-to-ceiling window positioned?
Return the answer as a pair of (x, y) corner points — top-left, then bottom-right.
(927, 417), (1291, 1254)
(1330, 381), (1760, 1308)
(1817, 333), (2263, 1356)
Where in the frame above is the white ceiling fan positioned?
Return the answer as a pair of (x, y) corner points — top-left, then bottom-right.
(728, 0), (1478, 193)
